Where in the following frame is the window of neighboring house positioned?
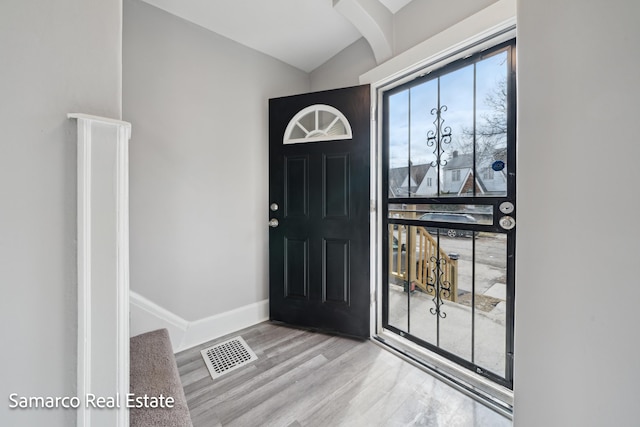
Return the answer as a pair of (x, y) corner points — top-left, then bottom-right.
(452, 170), (461, 181)
(427, 177), (433, 187)
(483, 169), (494, 180)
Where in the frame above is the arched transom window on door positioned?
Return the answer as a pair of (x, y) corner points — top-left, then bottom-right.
(283, 104), (353, 144)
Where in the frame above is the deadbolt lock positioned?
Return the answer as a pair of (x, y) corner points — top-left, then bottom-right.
(499, 201), (514, 214)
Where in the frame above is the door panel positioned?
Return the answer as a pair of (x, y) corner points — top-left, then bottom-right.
(269, 85), (370, 338)
(323, 238), (350, 304)
(284, 156), (309, 218)
(323, 154), (349, 218)
(284, 237), (308, 299)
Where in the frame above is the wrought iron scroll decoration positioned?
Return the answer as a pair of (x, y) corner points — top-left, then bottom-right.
(426, 105), (452, 167)
(424, 105), (453, 317)
(426, 255), (451, 318)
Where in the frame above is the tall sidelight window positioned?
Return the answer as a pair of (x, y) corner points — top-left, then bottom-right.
(382, 39), (516, 390)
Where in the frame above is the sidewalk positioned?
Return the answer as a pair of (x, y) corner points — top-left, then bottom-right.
(387, 283), (507, 376)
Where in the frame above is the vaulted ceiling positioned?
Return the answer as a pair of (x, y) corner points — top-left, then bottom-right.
(140, 0), (413, 72)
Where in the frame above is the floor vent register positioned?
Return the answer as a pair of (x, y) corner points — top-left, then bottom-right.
(200, 336), (258, 380)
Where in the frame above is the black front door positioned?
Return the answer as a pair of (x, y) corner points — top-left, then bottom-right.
(269, 85), (370, 338)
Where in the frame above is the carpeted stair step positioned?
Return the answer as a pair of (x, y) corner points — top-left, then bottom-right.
(130, 329), (193, 427)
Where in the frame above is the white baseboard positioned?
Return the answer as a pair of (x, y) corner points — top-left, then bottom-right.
(129, 291), (269, 352)
(130, 291), (189, 350)
(180, 299), (269, 351)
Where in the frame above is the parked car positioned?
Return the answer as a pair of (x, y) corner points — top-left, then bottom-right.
(418, 212), (477, 238)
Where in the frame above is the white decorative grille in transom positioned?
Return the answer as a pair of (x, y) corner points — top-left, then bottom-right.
(200, 336), (258, 380)
(283, 104), (353, 144)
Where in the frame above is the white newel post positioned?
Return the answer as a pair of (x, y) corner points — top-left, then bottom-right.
(69, 114), (131, 427)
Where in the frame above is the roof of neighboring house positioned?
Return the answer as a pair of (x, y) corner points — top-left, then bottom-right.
(444, 147), (508, 170)
(388, 166), (409, 197)
(389, 163), (433, 197)
(443, 151), (472, 169)
(409, 163), (432, 186)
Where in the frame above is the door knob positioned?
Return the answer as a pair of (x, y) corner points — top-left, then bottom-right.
(499, 216), (515, 230)
(269, 218), (279, 228)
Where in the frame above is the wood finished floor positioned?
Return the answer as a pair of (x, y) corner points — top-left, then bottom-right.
(176, 322), (511, 427)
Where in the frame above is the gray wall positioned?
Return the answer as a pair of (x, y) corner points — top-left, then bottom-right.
(393, 0), (498, 55)
(515, 0), (640, 425)
(124, 0), (310, 321)
(310, 38), (377, 92)
(0, 0), (122, 426)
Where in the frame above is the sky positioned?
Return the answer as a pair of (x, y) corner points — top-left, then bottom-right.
(387, 50), (508, 169)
